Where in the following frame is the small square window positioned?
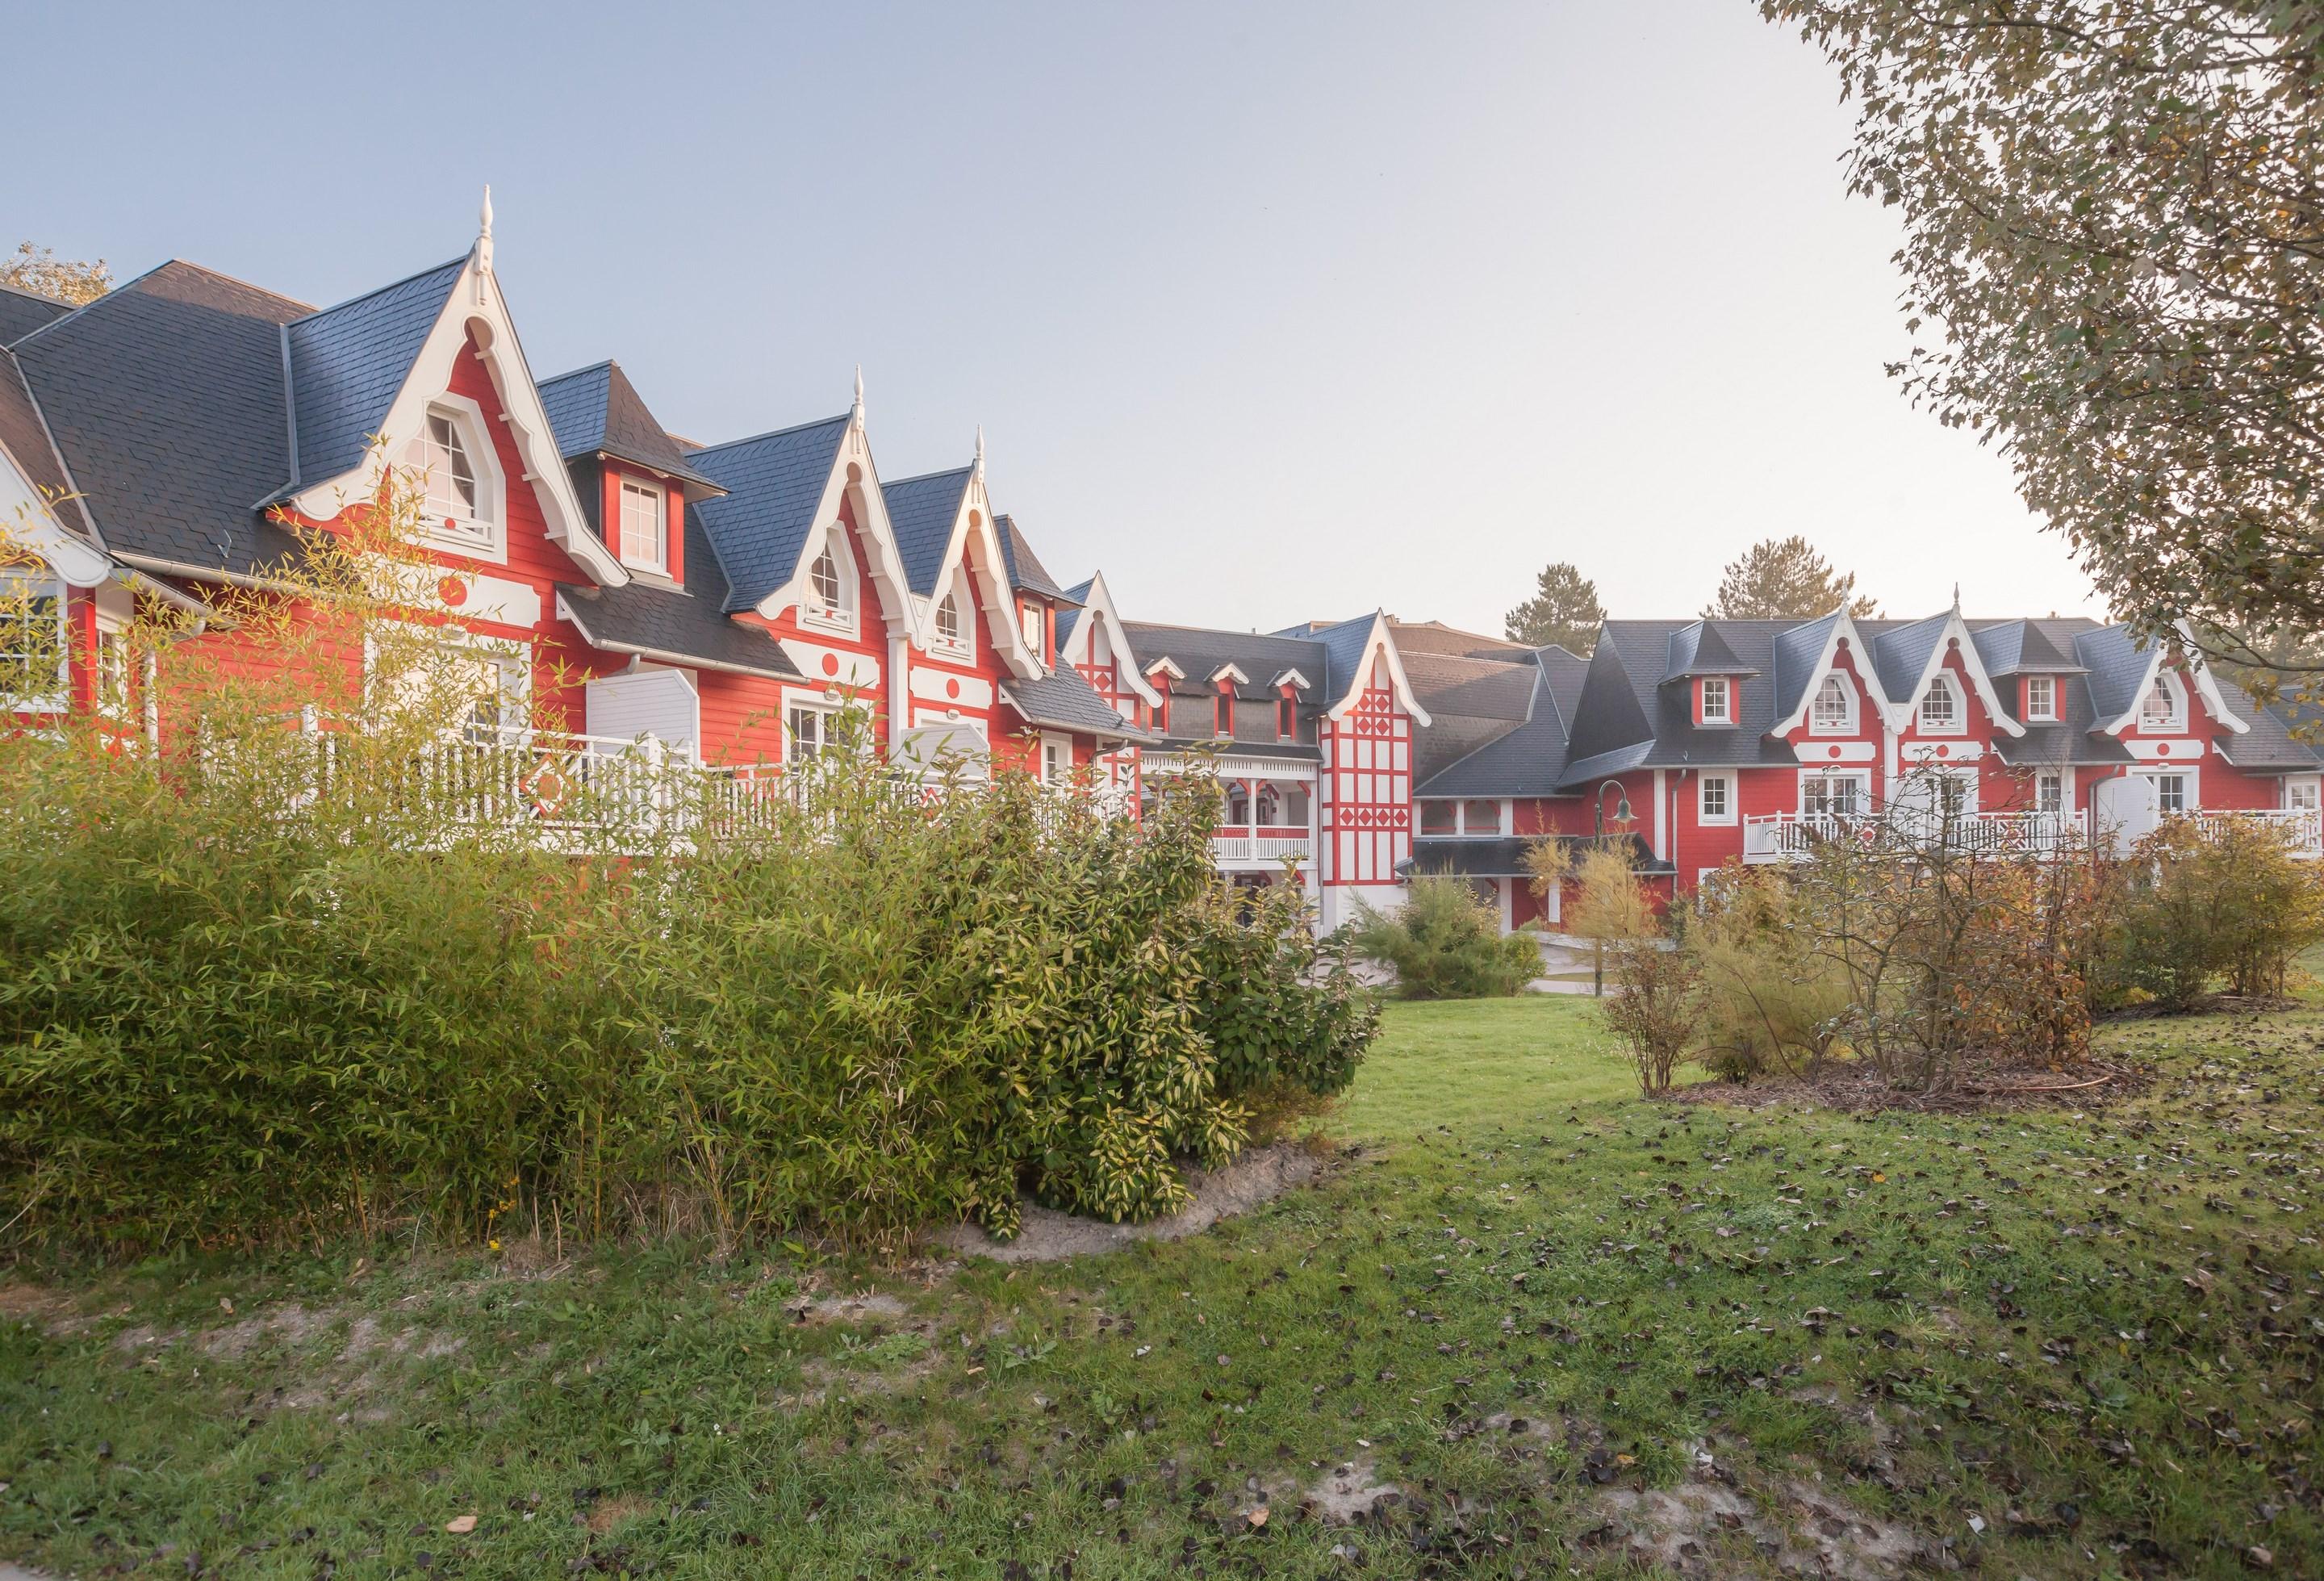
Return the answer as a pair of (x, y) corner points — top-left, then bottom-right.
(1699, 773), (1732, 822)
(1700, 676), (1729, 724)
(2024, 675), (2056, 721)
(2155, 773), (2188, 814)
(2289, 779), (2322, 813)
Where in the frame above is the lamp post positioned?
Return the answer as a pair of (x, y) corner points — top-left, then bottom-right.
(1591, 779), (1634, 998)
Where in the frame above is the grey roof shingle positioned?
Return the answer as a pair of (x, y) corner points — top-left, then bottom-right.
(0, 285), (73, 347)
(1769, 612), (1841, 721)
(1971, 617), (2088, 677)
(682, 416), (850, 613)
(554, 516), (805, 683)
(1001, 667), (1149, 740)
(1054, 575), (1095, 650)
(12, 260), (310, 575)
(0, 348), (92, 539)
(1310, 614), (1382, 701)
(1405, 832), (1670, 879)
(2074, 625), (2155, 727)
(883, 465), (973, 595)
(1119, 621), (1328, 705)
(537, 361), (723, 494)
(1414, 665), (1574, 797)
(1866, 611), (1950, 705)
(1661, 620), (1758, 681)
(284, 257), (465, 491)
(993, 514), (1076, 603)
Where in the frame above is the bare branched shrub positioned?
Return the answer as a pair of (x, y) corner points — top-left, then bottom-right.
(1687, 865), (1850, 1083)
(1569, 846), (1698, 1096)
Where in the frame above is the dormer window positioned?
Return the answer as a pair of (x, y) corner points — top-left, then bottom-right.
(1810, 675), (1853, 734)
(1918, 675), (1960, 733)
(1020, 603), (1043, 659)
(1214, 689), (1233, 737)
(1700, 676), (1730, 724)
(2024, 675), (2056, 721)
(2140, 673), (2182, 731)
(804, 533), (855, 630)
(1277, 696), (1295, 738)
(412, 402), (499, 554)
(617, 479), (667, 573)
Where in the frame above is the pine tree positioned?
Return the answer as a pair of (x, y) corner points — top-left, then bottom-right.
(1703, 537), (1878, 621)
(1504, 562), (1604, 654)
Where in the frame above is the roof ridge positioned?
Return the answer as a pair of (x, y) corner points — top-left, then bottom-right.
(882, 460), (976, 487)
(7, 257), (186, 349)
(284, 255), (464, 327)
(685, 412), (850, 456)
(537, 358), (616, 387)
(0, 281), (72, 310)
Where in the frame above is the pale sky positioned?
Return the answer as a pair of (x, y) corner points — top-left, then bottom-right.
(10, 0), (2101, 633)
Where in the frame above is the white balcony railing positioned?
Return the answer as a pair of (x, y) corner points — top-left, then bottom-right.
(1210, 826), (1313, 865)
(2195, 807), (2322, 857)
(1741, 809), (2079, 864)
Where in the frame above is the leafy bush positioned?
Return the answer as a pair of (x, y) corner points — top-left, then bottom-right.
(1686, 866), (1850, 1083)
(1348, 876), (1540, 998)
(2105, 817), (2324, 1008)
(0, 486), (1373, 1256)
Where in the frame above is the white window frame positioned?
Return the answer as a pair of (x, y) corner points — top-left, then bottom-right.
(2149, 768), (2195, 814)
(800, 529), (858, 636)
(787, 701), (832, 765)
(2139, 671), (2184, 733)
(1040, 733), (1069, 785)
(1799, 768), (1870, 818)
(2036, 771), (2065, 814)
(93, 613), (132, 721)
(365, 627), (532, 738)
(1917, 674), (1962, 734)
(616, 478), (667, 575)
(1809, 674), (1854, 735)
(930, 574), (972, 659)
(1698, 770), (1736, 825)
(1699, 675), (1730, 725)
(1020, 603), (1043, 659)
(2285, 775), (2321, 813)
(2023, 675), (2057, 722)
(410, 396), (506, 562)
(0, 574), (69, 713)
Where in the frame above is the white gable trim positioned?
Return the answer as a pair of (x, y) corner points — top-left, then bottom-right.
(1889, 610), (2024, 738)
(1059, 571), (1164, 708)
(1, 471), (110, 588)
(754, 411), (914, 640)
(1324, 612), (1432, 726)
(1271, 667), (1313, 690)
(2101, 625), (2249, 736)
(1769, 611), (1893, 735)
(285, 251), (629, 588)
(911, 466), (1043, 680)
(1210, 662), (1252, 686)
(1144, 655), (1185, 682)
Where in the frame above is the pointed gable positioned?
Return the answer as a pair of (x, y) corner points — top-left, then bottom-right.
(284, 257), (466, 491)
(883, 465), (974, 596)
(1973, 617), (2088, 677)
(1867, 612), (1950, 706)
(1661, 619), (1758, 681)
(1769, 612), (1842, 723)
(682, 416), (851, 613)
(1562, 637), (1654, 768)
(994, 513), (1074, 602)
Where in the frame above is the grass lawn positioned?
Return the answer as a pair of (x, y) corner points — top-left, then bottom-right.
(5, 996), (2322, 1579)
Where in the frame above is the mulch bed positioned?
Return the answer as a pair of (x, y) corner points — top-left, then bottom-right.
(1661, 1056), (2155, 1115)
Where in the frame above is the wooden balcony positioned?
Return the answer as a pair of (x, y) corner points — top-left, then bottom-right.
(1742, 806), (2322, 864)
(1210, 825), (1314, 866)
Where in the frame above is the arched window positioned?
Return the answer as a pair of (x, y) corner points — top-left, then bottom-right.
(413, 403), (499, 550)
(934, 591), (964, 651)
(1810, 675), (1851, 733)
(2140, 673), (2181, 731)
(1256, 784), (1281, 826)
(1225, 783), (1250, 825)
(1918, 675), (1958, 732)
(810, 547), (842, 610)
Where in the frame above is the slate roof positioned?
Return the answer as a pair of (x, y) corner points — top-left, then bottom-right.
(1389, 620), (1534, 664)
(1769, 612), (1843, 721)
(994, 514), (1076, 603)
(537, 361), (724, 493)
(0, 285), (73, 347)
(883, 465), (972, 595)
(682, 416), (850, 613)
(10, 260), (311, 575)
(2074, 624), (2156, 727)
(1120, 621), (1328, 705)
(1310, 614), (1384, 702)
(554, 509), (802, 681)
(1866, 611), (1951, 705)
(1414, 663), (1574, 797)
(1400, 650), (1536, 722)
(1001, 668), (1150, 740)
(1405, 833), (1670, 879)
(1557, 620), (1803, 786)
(0, 348), (91, 539)
(1971, 617), (2087, 676)
(1055, 575), (1095, 650)
(283, 257), (465, 493)
(2208, 675), (2320, 771)
(1661, 620), (1758, 680)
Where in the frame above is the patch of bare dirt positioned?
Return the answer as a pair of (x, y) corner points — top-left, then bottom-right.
(0, 1282), (98, 1337)
(584, 1493), (656, 1535)
(1302, 1458), (1402, 1525)
(784, 1290), (909, 1325)
(1665, 1056), (2151, 1116)
(938, 1142), (1331, 1265)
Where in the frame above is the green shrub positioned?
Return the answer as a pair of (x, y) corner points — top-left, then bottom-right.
(1348, 876), (1540, 998)
(1686, 868), (1850, 1082)
(0, 486), (1373, 1257)
(2105, 817), (2324, 1009)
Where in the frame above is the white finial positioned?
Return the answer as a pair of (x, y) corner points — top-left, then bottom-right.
(851, 365), (864, 421)
(973, 425), (985, 475)
(474, 185), (495, 279)
(1952, 581), (1962, 613)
